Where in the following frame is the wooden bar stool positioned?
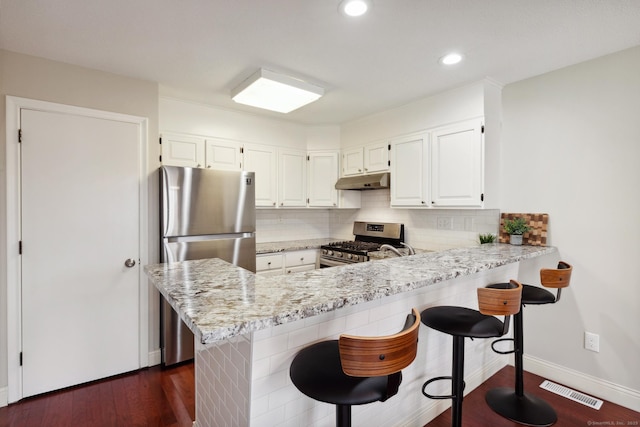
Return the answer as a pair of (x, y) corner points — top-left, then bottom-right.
(289, 308), (420, 427)
(420, 280), (522, 427)
(485, 261), (573, 426)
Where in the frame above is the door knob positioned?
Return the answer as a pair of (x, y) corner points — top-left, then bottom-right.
(124, 258), (136, 268)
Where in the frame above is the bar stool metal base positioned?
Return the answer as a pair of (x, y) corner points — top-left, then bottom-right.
(486, 387), (557, 427)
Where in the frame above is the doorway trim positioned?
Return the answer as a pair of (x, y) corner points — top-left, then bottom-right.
(5, 96), (149, 403)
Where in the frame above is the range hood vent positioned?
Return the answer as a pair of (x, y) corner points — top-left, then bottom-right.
(335, 172), (390, 191)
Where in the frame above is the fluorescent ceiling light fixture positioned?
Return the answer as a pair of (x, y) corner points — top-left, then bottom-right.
(440, 52), (463, 65)
(339, 0), (371, 17)
(231, 68), (324, 113)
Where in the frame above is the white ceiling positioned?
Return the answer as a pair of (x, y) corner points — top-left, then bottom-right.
(1, 0), (639, 125)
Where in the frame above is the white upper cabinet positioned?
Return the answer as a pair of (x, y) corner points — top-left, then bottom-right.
(341, 142), (389, 176)
(389, 118), (484, 208)
(161, 133), (205, 168)
(307, 151), (338, 207)
(390, 133), (429, 207)
(430, 118), (484, 207)
(244, 143), (278, 207)
(205, 138), (242, 171)
(278, 149), (307, 207)
(342, 147), (364, 176)
(363, 142), (390, 174)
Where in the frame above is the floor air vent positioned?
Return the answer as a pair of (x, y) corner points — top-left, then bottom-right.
(539, 380), (603, 410)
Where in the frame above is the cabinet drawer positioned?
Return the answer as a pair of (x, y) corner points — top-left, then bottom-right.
(256, 254), (283, 271)
(285, 264), (316, 274)
(284, 250), (318, 267)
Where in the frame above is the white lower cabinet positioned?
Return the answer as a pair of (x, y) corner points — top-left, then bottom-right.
(256, 253), (283, 275)
(256, 249), (318, 276)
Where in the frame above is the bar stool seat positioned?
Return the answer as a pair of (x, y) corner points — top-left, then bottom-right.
(421, 280), (523, 427)
(486, 261), (573, 427)
(290, 308), (421, 427)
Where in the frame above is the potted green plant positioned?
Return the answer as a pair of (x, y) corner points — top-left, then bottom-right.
(478, 233), (496, 244)
(503, 217), (531, 245)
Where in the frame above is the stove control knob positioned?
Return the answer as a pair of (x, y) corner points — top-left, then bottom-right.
(328, 250), (334, 256)
(353, 255), (359, 262)
(336, 252), (343, 258)
(322, 249), (327, 255)
(347, 253), (353, 259)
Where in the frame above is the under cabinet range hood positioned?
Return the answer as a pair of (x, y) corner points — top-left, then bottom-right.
(335, 172), (390, 190)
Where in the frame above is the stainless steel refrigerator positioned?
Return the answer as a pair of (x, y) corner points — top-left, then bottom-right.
(160, 165), (256, 366)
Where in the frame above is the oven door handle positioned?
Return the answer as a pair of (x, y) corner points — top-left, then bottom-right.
(320, 258), (353, 268)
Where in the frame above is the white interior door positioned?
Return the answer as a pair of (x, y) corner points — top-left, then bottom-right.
(20, 108), (141, 397)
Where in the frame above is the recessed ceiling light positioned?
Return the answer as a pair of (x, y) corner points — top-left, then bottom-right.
(440, 53), (463, 65)
(339, 0), (371, 17)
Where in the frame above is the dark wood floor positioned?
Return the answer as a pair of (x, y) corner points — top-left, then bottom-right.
(1, 363), (638, 426)
(0, 362), (195, 427)
(425, 366), (640, 427)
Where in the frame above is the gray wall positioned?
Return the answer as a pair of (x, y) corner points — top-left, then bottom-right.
(0, 50), (160, 391)
(501, 46), (640, 394)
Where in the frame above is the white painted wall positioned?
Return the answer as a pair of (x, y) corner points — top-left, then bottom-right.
(500, 46), (640, 400)
(0, 50), (160, 398)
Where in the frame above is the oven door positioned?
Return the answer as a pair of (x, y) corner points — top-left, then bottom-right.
(319, 257), (352, 268)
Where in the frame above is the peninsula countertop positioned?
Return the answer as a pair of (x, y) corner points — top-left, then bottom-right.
(144, 243), (556, 345)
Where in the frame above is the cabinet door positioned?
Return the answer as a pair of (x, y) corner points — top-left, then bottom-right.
(431, 119), (483, 207)
(278, 149), (307, 207)
(308, 152), (338, 207)
(161, 133), (205, 168)
(205, 138), (242, 171)
(390, 134), (428, 207)
(342, 147), (364, 176)
(364, 142), (389, 173)
(244, 143), (278, 207)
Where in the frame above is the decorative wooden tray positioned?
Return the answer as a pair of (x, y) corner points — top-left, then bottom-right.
(499, 213), (548, 246)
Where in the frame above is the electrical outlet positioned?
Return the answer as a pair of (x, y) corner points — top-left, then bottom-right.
(584, 331), (600, 352)
(437, 217), (452, 230)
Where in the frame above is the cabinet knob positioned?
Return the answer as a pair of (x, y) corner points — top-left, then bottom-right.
(207, 165), (211, 168)
(272, 202), (276, 206)
(421, 201), (425, 204)
(300, 257), (304, 261)
(364, 168), (368, 171)
(358, 169), (362, 172)
(267, 262), (271, 265)
(280, 202), (284, 207)
(197, 164), (202, 168)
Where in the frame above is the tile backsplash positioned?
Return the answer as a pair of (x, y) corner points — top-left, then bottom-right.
(256, 189), (500, 251)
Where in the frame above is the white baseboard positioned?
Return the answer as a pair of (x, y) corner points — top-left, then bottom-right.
(0, 386), (7, 408)
(397, 356), (508, 426)
(523, 355), (640, 412)
(148, 349), (162, 367)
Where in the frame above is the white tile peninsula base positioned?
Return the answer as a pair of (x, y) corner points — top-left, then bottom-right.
(193, 263), (519, 427)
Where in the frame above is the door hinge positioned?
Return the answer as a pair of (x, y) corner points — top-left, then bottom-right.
(240, 147), (244, 154)
(159, 155), (162, 163)
(19, 352), (23, 366)
(388, 160), (391, 167)
(19, 241), (22, 255)
(481, 125), (485, 134)
(18, 129), (22, 143)
(307, 155), (310, 161)
(481, 193), (484, 202)
(388, 144), (391, 150)
(159, 136), (162, 145)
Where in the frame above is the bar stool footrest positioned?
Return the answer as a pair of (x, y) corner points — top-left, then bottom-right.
(491, 337), (516, 355)
(422, 376), (465, 400)
(486, 387), (557, 426)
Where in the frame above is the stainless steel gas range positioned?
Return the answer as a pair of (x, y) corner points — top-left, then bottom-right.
(319, 221), (405, 268)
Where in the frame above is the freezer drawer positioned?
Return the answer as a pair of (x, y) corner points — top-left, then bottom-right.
(162, 234), (256, 272)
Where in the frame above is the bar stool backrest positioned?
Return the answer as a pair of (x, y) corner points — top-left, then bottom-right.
(338, 308), (421, 377)
(477, 280), (522, 316)
(540, 261), (572, 288)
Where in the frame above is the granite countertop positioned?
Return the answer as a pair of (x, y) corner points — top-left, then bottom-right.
(256, 238), (337, 254)
(144, 244), (556, 345)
